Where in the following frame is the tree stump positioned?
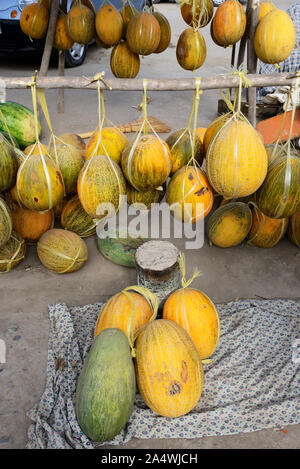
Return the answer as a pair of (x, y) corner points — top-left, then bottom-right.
(135, 241), (181, 309)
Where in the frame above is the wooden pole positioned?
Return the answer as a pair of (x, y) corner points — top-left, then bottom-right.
(57, 0), (67, 113)
(58, 51), (65, 113)
(1, 73), (297, 91)
(39, 0), (60, 77)
(247, 0), (259, 126)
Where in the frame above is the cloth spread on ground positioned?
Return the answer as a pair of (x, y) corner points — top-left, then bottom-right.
(26, 299), (300, 449)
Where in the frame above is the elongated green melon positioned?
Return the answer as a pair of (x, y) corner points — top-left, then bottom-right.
(98, 228), (147, 267)
(75, 328), (136, 442)
(0, 101), (42, 149)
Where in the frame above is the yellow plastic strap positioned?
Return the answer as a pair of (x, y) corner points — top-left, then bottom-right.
(178, 251), (201, 289)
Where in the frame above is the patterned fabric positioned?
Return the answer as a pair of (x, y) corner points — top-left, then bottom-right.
(258, 3), (300, 101)
(26, 299), (300, 449)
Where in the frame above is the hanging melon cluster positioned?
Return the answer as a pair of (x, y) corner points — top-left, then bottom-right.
(94, 1), (171, 78)
(204, 74), (300, 249)
(166, 80), (214, 223)
(176, 0), (213, 71)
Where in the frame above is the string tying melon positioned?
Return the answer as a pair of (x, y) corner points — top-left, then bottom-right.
(166, 165), (214, 223)
(166, 128), (204, 174)
(207, 202), (252, 247)
(85, 127), (128, 164)
(0, 198), (12, 248)
(135, 319), (203, 418)
(163, 252), (220, 359)
(247, 206), (288, 248)
(181, 0), (214, 28)
(48, 142), (84, 195)
(0, 231), (26, 273)
(78, 154), (127, 218)
(121, 134), (172, 191)
(61, 196), (97, 238)
(206, 117), (268, 198)
(16, 153), (64, 211)
(37, 228), (88, 274)
(94, 286), (158, 354)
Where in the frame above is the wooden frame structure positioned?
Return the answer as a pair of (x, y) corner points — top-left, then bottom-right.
(1, 0), (297, 126)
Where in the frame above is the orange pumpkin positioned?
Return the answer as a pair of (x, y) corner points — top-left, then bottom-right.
(54, 13), (74, 50)
(121, 134), (172, 191)
(110, 42), (140, 79)
(176, 28), (206, 71)
(181, 0), (214, 28)
(95, 5), (123, 47)
(10, 204), (53, 242)
(135, 319), (204, 418)
(248, 206), (288, 248)
(288, 211), (300, 247)
(126, 12), (161, 56)
(163, 287), (220, 359)
(166, 165), (214, 223)
(20, 3), (49, 40)
(67, 4), (95, 45)
(212, 0), (246, 47)
(153, 11), (171, 54)
(85, 127), (128, 164)
(94, 288), (155, 340)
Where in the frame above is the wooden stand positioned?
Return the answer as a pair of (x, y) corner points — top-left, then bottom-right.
(135, 241), (181, 309)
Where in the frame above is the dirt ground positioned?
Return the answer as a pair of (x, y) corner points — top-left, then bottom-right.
(0, 1), (299, 449)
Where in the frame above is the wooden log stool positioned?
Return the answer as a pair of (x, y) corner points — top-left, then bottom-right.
(135, 240), (181, 311)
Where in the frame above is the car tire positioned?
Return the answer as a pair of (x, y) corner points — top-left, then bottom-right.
(65, 43), (87, 68)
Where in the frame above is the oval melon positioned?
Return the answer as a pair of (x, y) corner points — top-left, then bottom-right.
(76, 328), (136, 442)
(207, 202), (252, 247)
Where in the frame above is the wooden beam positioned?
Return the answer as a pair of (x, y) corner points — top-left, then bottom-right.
(1, 73), (297, 91)
(57, 0), (68, 113)
(39, 0), (60, 77)
(247, 0), (259, 126)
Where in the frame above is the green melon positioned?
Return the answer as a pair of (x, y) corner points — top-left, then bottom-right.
(0, 136), (18, 192)
(0, 231), (26, 272)
(98, 227), (147, 267)
(48, 142), (84, 195)
(256, 153), (300, 218)
(61, 196), (97, 238)
(0, 101), (42, 149)
(75, 328), (136, 442)
(207, 202), (252, 248)
(0, 198), (12, 248)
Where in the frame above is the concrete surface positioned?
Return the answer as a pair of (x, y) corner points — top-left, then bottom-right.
(0, 1), (299, 450)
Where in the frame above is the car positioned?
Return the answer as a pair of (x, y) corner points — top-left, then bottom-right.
(0, 0), (147, 67)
